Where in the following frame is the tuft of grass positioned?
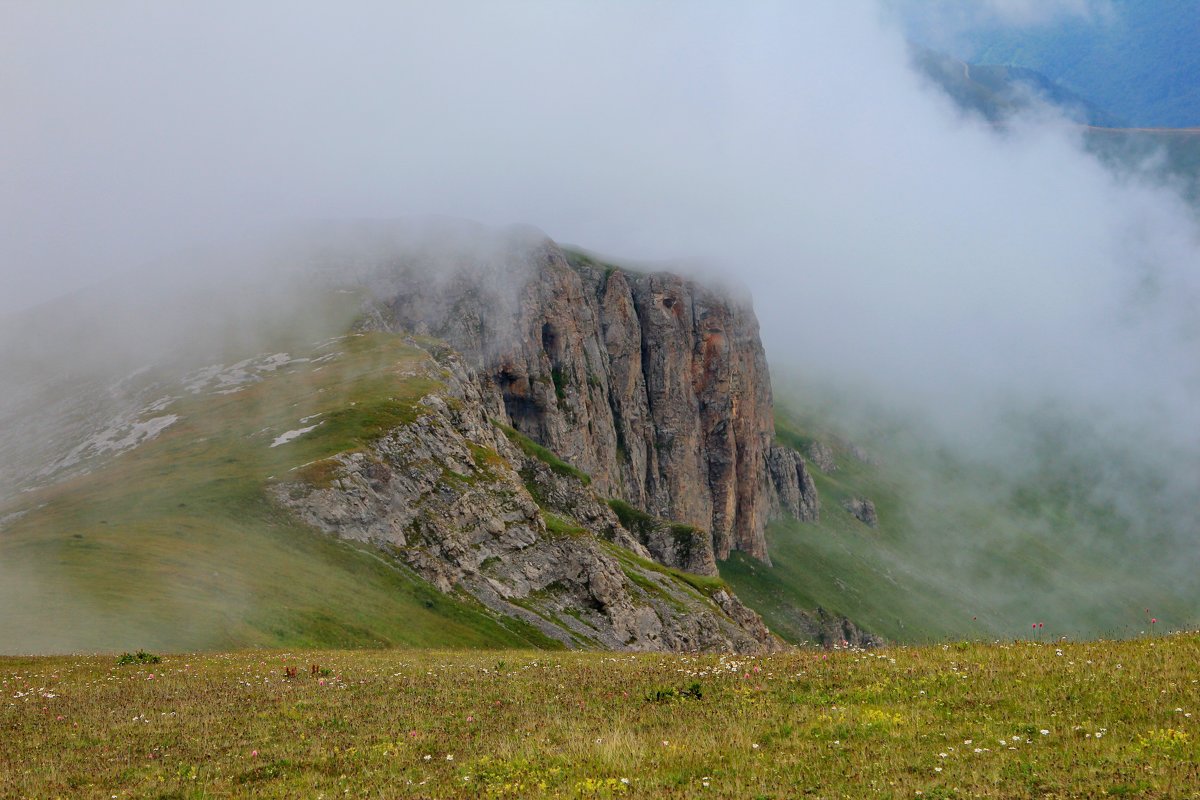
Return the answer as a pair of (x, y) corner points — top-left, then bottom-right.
(607, 498), (657, 536)
(114, 650), (161, 666)
(494, 421), (591, 485)
(602, 540), (727, 599)
(542, 511), (588, 538)
(5, 635), (1200, 798)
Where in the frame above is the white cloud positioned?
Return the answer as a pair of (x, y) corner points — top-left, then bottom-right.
(1, 0), (1197, 454)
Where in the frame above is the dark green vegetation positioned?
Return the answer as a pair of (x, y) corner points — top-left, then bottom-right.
(5, 636), (1199, 797)
(722, 387), (1200, 645)
(115, 651), (161, 666)
(607, 498), (702, 547)
(0, 332), (556, 654)
(496, 421), (591, 485)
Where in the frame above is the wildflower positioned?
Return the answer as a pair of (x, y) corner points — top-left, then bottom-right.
(621, 778), (630, 785)
(1040, 730), (1050, 736)
(423, 754), (432, 761)
(446, 754), (454, 761)
(251, 750), (258, 757)
(752, 743), (760, 749)
(934, 767), (942, 773)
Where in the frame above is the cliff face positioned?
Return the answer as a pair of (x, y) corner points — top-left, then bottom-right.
(273, 348), (782, 654)
(376, 236), (818, 567)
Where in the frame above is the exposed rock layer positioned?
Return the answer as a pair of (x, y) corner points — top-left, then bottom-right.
(374, 236), (819, 565)
(273, 349), (783, 654)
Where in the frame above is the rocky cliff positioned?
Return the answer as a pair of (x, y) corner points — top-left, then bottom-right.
(367, 231), (819, 570)
(272, 346), (782, 653)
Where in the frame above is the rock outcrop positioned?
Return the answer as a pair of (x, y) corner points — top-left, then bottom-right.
(842, 497), (878, 528)
(805, 440), (838, 473)
(796, 607), (885, 650)
(272, 347), (783, 654)
(767, 445), (820, 523)
(370, 232), (818, 565)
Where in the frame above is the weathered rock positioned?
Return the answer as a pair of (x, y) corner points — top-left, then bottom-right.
(272, 349), (783, 654)
(766, 445), (820, 523)
(847, 442), (879, 466)
(373, 234), (797, 564)
(796, 607), (885, 650)
(604, 498), (719, 577)
(806, 440), (838, 473)
(842, 497), (878, 527)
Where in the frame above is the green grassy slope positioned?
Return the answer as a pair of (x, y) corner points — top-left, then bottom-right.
(0, 331), (558, 654)
(722, 390), (1199, 645)
(5, 636), (1199, 797)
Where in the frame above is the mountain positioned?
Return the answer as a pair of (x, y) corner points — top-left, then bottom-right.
(910, 45), (1200, 204)
(7, 220), (1198, 655)
(0, 222), (833, 655)
(893, 0), (1200, 128)
(910, 45), (1123, 127)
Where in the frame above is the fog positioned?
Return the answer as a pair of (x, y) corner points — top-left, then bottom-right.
(4, 1), (1200, 639)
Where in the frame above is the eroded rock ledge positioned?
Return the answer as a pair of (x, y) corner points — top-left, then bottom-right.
(369, 233), (820, 568)
(272, 349), (783, 654)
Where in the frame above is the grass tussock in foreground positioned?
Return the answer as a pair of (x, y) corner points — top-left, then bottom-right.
(4, 635), (1200, 798)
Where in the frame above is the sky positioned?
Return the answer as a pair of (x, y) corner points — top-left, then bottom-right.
(3, 0), (1200, 450)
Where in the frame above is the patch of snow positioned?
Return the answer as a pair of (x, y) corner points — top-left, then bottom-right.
(0, 510), (27, 529)
(270, 422), (323, 448)
(39, 414), (181, 476)
(310, 352), (343, 364)
(299, 412), (325, 424)
(182, 352), (301, 395)
(143, 395), (175, 414)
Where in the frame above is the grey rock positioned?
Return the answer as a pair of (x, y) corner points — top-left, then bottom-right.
(373, 237), (791, 565)
(842, 497), (878, 527)
(272, 350), (783, 654)
(806, 440), (837, 473)
(767, 445), (820, 524)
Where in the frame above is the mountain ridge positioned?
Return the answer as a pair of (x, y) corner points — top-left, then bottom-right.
(0, 223), (838, 654)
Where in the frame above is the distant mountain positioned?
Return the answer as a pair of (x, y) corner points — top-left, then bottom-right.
(894, 0), (1200, 127)
(910, 44), (1124, 126)
(910, 44), (1200, 204)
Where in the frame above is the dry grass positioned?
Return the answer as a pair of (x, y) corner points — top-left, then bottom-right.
(4, 634), (1200, 798)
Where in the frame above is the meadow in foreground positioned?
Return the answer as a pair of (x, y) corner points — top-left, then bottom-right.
(4, 635), (1199, 799)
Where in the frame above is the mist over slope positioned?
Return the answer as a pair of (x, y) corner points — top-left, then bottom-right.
(5, 3), (1200, 643)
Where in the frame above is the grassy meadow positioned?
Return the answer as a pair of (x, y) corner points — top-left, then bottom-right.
(4, 634), (1200, 798)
